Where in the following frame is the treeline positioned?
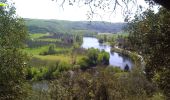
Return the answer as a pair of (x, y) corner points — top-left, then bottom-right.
(25, 18), (126, 34)
(97, 33), (129, 48)
(26, 33), (83, 48)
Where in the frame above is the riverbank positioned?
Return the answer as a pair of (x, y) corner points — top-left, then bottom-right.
(111, 46), (145, 69)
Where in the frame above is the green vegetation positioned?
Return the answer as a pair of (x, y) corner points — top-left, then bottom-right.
(97, 32), (129, 47)
(40, 44), (57, 55)
(29, 33), (50, 39)
(26, 60), (72, 81)
(1, 0), (169, 100)
(127, 8), (170, 98)
(25, 18), (126, 34)
(78, 48), (110, 70)
(0, 2), (7, 6)
(48, 67), (162, 100)
(0, 1), (28, 99)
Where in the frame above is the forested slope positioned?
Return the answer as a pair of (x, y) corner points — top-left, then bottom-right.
(25, 18), (126, 34)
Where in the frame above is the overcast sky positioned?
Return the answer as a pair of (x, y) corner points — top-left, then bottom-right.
(13, 0), (148, 22)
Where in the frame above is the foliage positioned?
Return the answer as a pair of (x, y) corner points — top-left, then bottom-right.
(25, 18), (126, 34)
(97, 50), (110, 65)
(26, 33), (83, 48)
(77, 48), (110, 70)
(86, 48), (110, 66)
(0, 1), (28, 99)
(0, 2), (7, 6)
(40, 44), (57, 55)
(97, 32), (129, 47)
(87, 48), (100, 66)
(49, 67), (158, 100)
(78, 56), (89, 70)
(127, 8), (170, 98)
(26, 60), (73, 81)
(29, 33), (50, 39)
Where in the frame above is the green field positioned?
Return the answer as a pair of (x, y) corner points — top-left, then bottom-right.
(34, 54), (84, 64)
(25, 33), (85, 66)
(29, 33), (50, 39)
(24, 46), (49, 55)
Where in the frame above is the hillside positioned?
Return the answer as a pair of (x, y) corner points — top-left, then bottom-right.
(24, 18), (126, 34)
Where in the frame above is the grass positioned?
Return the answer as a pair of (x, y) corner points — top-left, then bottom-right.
(35, 55), (71, 63)
(38, 38), (61, 42)
(34, 54), (85, 64)
(24, 46), (49, 55)
(29, 33), (50, 39)
(24, 45), (84, 64)
(24, 46), (71, 55)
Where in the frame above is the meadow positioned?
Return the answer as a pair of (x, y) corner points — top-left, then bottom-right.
(29, 33), (51, 39)
(23, 33), (84, 70)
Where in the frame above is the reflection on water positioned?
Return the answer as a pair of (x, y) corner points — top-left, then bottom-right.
(81, 37), (133, 69)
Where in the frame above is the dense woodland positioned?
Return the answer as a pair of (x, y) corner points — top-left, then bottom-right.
(0, 0), (170, 100)
(25, 18), (126, 34)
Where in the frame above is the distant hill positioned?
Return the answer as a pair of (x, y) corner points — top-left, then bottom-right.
(24, 18), (127, 34)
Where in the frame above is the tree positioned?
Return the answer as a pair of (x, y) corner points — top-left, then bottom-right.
(79, 48), (110, 68)
(78, 56), (89, 70)
(49, 67), (158, 100)
(127, 8), (170, 98)
(97, 50), (110, 65)
(0, 0), (28, 99)
(149, 0), (170, 10)
(48, 44), (56, 55)
(87, 48), (100, 66)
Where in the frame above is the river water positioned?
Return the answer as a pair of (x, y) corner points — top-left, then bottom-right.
(81, 37), (133, 70)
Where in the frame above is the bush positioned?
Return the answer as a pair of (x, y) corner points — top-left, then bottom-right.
(78, 56), (89, 70)
(26, 60), (73, 80)
(57, 61), (71, 72)
(39, 44), (56, 55)
(87, 48), (100, 66)
(49, 67), (158, 100)
(97, 50), (110, 65)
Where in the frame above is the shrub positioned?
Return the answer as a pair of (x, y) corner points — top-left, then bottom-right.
(78, 56), (89, 70)
(87, 48), (100, 66)
(49, 67), (158, 100)
(97, 50), (110, 65)
(39, 44), (56, 55)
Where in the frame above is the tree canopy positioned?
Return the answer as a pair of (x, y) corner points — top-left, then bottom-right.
(127, 8), (170, 98)
(0, 0), (28, 99)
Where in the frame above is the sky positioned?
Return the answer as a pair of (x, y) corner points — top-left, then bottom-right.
(13, 0), (148, 22)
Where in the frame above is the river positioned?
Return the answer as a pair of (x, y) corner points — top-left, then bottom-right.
(81, 37), (133, 70)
